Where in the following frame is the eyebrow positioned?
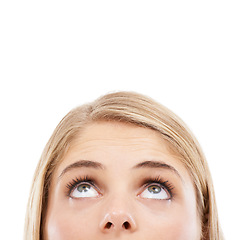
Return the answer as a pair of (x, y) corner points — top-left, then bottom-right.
(59, 160), (104, 179)
(59, 159), (183, 181)
(132, 160), (183, 181)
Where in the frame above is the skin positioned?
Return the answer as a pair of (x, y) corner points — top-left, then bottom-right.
(44, 122), (201, 240)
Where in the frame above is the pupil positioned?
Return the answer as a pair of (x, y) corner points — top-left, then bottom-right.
(148, 185), (161, 194)
(78, 184), (90, 192)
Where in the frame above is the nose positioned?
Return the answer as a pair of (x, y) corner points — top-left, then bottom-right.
(99, 211), (137, 233)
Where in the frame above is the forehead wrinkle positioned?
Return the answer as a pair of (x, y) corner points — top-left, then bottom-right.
(71, 135), (168, 150)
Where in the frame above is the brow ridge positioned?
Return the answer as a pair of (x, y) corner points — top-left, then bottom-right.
(59, 159), (183, 182)
(132, 160), (183, 180)
(59, 160), (104, 179)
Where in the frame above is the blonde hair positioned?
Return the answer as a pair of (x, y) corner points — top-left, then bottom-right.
(24, 91), (223, 240)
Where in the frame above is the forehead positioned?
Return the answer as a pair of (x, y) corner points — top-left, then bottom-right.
(73, 121), (168, 148)
(57, 121), (187, 175)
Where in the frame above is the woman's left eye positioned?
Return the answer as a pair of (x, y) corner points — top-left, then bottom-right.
(70, 183), (99, 198)
(139, 184), (170, 200)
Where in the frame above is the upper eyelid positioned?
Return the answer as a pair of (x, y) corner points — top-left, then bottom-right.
(58, 160), (184, 185)
(141, 177), (174, 188)
(66, 178), (97, 192)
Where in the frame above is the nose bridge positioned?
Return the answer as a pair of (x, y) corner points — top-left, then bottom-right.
(99, 194), (137, 233)
(107, 190), (129, 210)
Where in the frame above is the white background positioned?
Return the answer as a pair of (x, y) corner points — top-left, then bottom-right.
(0, 1), (239, 239)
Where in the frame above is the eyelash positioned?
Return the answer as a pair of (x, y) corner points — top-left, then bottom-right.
(65, 175), (175, 199)
(66, 175), (97, 197)
(141, 176), (175, 198)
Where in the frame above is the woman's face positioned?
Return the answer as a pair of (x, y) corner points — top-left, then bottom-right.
(44, 122), (201, 240)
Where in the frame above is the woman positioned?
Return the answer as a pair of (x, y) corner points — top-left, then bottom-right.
(24, 91), (223, 240)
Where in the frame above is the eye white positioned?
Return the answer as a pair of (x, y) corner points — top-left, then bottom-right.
(140, 185), (170, 200)
(71, 183), (99, 198)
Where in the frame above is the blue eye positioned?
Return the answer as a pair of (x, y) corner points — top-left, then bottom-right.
(140, 184), (170, 200)
(71, 183), (99, 198)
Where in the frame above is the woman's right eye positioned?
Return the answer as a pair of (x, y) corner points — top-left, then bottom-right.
(70, 183), (99, 198)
